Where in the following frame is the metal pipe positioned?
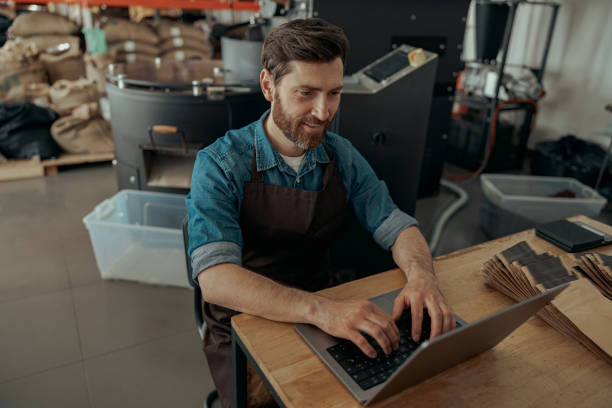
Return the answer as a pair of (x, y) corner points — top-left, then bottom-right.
(537, 4), (560, 83)
(493, 1), (518, 104)
(524, 1), (560, 6)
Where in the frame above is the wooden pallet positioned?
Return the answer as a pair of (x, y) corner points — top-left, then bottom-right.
(0, 152), (115, 182)
(42, 152), (115, 175)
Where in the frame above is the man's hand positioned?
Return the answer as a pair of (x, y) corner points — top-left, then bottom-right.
(312, 298), (400, 358)
(391, 269), (456, 342)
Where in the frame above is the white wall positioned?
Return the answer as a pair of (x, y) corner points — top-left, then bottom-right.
(463, 0), (612, 149)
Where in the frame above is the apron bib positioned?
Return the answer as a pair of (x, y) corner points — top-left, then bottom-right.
(203, 146), (348, 407)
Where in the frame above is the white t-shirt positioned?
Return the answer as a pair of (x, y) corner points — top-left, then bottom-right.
(279, 152), (305, 174)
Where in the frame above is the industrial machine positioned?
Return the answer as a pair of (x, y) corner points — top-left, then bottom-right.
(106, 58), (268, 192)
(313, 0), (471, 198)
(330, 45), (439, 278)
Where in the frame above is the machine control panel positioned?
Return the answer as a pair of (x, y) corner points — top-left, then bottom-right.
(343, 44), (437, 94)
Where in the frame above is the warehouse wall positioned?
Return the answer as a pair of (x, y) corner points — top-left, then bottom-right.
(463, 0), (612, 149)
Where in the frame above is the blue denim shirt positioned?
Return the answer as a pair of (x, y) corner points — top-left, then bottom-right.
(186, 110), (417, 282)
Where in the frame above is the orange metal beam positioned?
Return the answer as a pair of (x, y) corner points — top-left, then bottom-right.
(8, 0), (259, 11)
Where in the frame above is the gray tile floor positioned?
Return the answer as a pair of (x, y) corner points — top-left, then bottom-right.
(0, 165), (214, 408)
(0, 163), (609, 407)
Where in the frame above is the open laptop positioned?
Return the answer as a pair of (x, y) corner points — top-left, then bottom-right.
(295, 283), (568, 406)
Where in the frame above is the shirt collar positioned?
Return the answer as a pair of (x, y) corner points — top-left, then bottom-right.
(254, 109), (331, 172)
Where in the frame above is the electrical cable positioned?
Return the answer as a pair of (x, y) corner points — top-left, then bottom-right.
(443, 98), (539, 181)
(428, 178), (469, 254)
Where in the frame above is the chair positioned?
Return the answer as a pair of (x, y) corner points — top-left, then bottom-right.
(182, 215), (205, 339)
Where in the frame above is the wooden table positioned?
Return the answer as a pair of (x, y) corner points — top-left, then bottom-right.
(231, 216), (612, 407)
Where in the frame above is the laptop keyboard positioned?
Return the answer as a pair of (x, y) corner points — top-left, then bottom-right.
(326, 310), (456, 391)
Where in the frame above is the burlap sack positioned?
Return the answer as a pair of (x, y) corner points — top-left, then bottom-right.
(159, 37), (211, 55)
(22, 35), (80, 54)
(0, 64), (47, 102)
(84, 52), (114, 95)
(161, 49), (208, 62)
(40, 46), (86, 84)
(0, 6), (16, 20)
(0, 38), (38, 69)
(108, 41), (159, 56)
(23, 83), (51, 107)
(51, 104), (114, 154)
(103, 19), (158, 45)
(8, 12), (76, 37)
(49, 79), (98, 116)
(114, 52), (157, 63)
(157, 20), (207, 43)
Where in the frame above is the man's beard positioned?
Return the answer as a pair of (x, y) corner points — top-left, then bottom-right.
(272, 92), (333, 151)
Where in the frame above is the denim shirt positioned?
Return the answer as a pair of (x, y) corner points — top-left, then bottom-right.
(186, 110), (417, 282)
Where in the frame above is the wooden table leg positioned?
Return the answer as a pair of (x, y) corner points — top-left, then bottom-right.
(232, 327), (248, 408)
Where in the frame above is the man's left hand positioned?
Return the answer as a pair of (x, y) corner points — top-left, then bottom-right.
(391, 269), (456, 342)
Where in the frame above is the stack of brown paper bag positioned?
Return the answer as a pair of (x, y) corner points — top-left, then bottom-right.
(574, 253), (612, 300)
(482, 240), (612, 364)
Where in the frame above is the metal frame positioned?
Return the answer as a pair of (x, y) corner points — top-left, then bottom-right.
(487, 0), (561, 106)
(450, 0), (560, 171)
(232, 327), (287, 408)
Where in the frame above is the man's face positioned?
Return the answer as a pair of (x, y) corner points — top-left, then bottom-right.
(269, 58), (344, 150)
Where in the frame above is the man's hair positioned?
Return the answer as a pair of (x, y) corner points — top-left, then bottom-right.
(261, 18), (349, 84)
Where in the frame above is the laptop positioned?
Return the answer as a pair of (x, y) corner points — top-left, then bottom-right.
(295, 283), (568, 406)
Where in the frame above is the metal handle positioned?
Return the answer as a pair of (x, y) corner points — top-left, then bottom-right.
(148, 125), (187, 153)
(152, 125), (178, 134)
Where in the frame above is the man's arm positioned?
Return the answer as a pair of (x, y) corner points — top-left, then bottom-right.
(197, 264), (399, 357)
(390, 226), (456, 341)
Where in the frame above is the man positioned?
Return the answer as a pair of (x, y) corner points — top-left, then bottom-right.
(186, 18), (455, 407)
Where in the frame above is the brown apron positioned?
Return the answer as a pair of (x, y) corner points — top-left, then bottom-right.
(203, 145), (348, 407)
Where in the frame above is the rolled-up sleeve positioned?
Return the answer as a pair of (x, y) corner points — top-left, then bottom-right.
(190, 241), (242, 284)
(346, 143), (418, 250)
(186, 150), (243, 282)
(373, 208), (418, 250)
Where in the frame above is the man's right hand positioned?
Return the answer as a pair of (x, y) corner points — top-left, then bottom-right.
(312, 298), (400, 358)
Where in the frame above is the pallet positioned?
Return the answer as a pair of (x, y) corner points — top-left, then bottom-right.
(0, 152), (115, 182)
(0, 156), (44, 182)
(42, 152), (115, 175)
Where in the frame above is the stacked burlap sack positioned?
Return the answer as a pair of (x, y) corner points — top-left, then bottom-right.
(0, 39), (47, 102)
(51, 101), (114, 154)
(84, 52), (114, 96)
(8, 12), (84, 83)
(102, 18), (159, 63)
(48, 79), (99, 116)
(156, 19), (211, 62)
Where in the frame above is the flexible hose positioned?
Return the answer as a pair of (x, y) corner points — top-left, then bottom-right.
(428, 179), (469, 254)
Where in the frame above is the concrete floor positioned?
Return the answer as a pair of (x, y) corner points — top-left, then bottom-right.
(0, 162), (609, 407)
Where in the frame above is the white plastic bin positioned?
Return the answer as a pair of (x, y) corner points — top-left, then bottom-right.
(83, 189), (189, 287)
(480, 174), (606, 238)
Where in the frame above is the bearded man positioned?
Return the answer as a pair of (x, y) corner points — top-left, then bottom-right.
(186, 18), (455, 408)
